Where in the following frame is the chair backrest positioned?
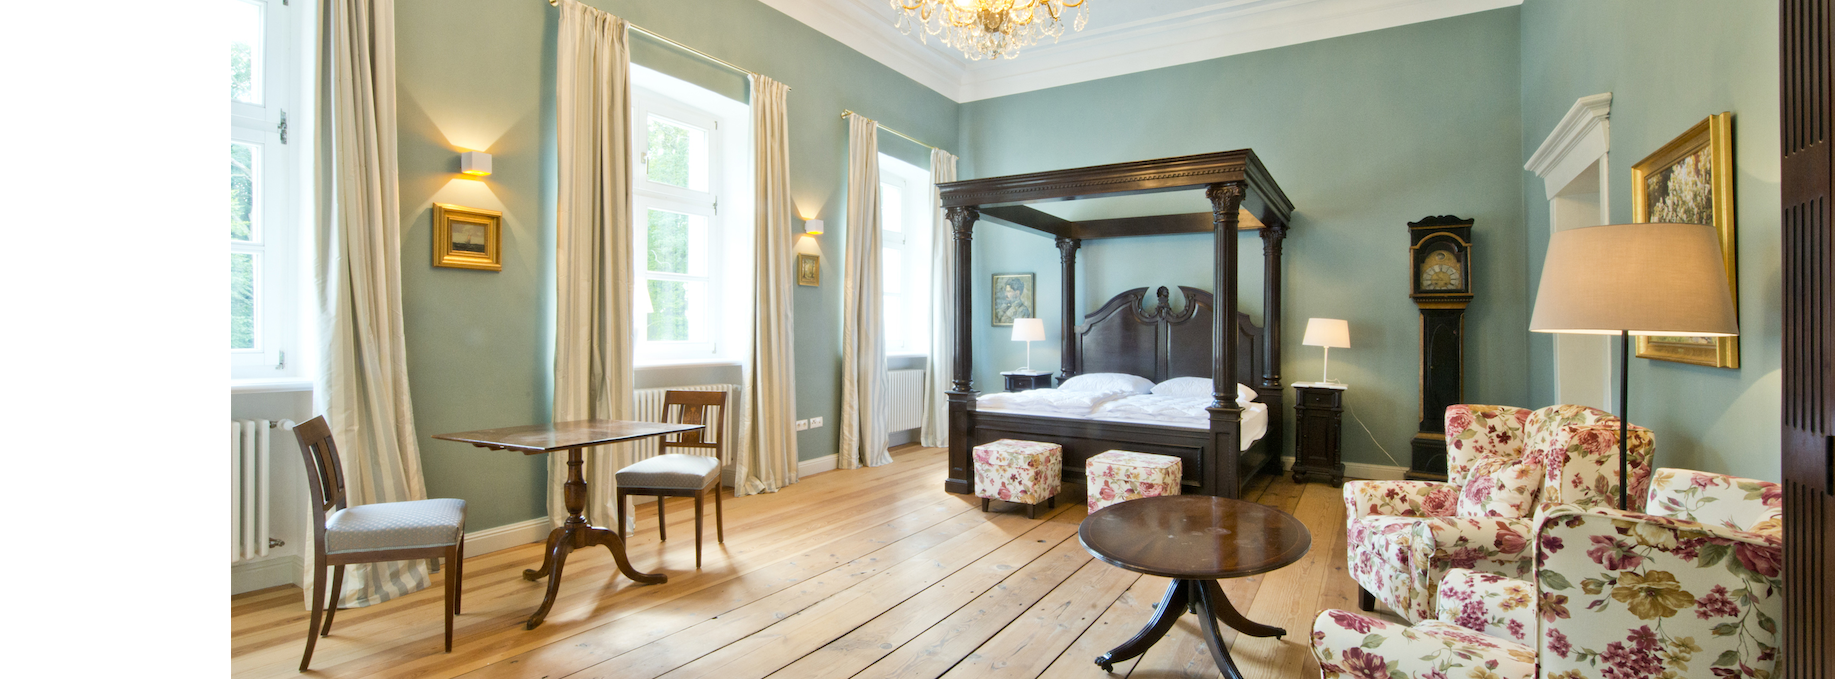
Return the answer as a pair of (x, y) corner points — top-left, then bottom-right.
(1645, 467), (1784, 537)
(662, 390), (726, 457)
(293, 416), (348, 528)
(1444, 404), (1531, 487)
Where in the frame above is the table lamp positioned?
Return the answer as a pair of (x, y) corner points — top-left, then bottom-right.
(1302, 318), (1350, 385)
(1529, 222), (1738, 509)
(1012, 318), (1045, 371)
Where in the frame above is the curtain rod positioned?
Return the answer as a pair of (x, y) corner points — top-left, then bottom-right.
(546, 0), (784, 88)
(841, 110), (939, 152)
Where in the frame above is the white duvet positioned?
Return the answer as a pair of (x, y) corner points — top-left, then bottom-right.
(975, 388), (1131, 416)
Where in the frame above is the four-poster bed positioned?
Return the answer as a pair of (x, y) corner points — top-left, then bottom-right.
(937, 151), (1296, 499)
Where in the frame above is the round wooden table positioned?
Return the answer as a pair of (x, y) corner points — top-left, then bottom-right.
(1078, 495), (1311, 678)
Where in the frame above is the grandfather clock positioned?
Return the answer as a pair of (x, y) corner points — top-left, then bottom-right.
(1407, 216), (1473, 480)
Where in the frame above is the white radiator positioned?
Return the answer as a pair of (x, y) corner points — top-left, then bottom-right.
(886, 369), (926, 433)
(631, 384), (742, 465)
(231, 419), (292, 563)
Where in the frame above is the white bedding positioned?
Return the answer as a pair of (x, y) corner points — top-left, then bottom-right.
(974, 394), (1270, 451)
(975, 388), (1131, 416)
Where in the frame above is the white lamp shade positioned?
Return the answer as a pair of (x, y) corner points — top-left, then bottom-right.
(1529, 223), (1738, 336)
(1011, 317), (1046, 342)
(1302, 318), (1350, 348)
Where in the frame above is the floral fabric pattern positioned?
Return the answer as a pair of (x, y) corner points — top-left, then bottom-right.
(1084, 450), (1180, 512)
(971, 439), (1062, 506)
(1645, 468), (1783, 539)
(1536, 502), (1782, 679)
(1312, 609), (1537, 679)
(1457, 459), (1545, 518)
(1347, 403), (1652, 625)
(1436, 568), (1537, 644)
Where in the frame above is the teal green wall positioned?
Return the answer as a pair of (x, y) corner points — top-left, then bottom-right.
(959, 9), (1529, 471)
(394, 0), (959, 530)
(1519, 0), (1781, 481)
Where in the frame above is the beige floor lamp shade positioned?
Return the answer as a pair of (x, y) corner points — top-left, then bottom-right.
(1528, 222), (1738, 508)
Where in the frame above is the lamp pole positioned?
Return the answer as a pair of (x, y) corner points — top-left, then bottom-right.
(1618, 330), (1629, 511)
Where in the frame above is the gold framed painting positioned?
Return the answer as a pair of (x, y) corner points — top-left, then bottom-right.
(796, 253), (820, 287)
(1631, 113), (1739, 368)
(433, 203), (503, 271)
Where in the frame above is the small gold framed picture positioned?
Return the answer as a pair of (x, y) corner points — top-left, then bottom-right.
(1631, 113), (1738, 368)
(796, 254), (820, 286)
(433, 203), (503, 272)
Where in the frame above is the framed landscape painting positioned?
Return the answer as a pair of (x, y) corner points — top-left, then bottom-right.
(433, 203), (503, 271)
(1631, 113), (1739, 368)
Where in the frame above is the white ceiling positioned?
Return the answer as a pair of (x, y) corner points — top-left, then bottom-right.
(758, 0), (1520, 102)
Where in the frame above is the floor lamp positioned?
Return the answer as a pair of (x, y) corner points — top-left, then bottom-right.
(1528, 223), (1738, 510)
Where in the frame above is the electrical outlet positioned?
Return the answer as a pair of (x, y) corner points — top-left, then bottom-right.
(794, 419), (809, 431)
(809, 416), (824, 428)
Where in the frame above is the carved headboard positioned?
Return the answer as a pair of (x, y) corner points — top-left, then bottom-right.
(1072, 286), (1264, 388)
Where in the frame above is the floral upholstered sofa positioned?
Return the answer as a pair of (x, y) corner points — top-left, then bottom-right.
(1344, 404), (1655, 623)
(1314, 468), (1784, 679)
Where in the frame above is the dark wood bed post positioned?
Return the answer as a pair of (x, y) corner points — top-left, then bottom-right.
(1206, 183), (1246, 498)
(1056, 237), (1081, 382)
(944, 206), (980, 495)
(1259, 224), (1288, 471)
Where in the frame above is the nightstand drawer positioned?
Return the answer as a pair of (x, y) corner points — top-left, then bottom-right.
(1300, 389), (1342, 408)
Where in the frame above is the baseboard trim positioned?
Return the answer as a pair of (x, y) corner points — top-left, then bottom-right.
(1279, 455), (1408, 481)
(464, 517), (552, 556)
(232, 555), (303, 594)
(799, 453), (839, 478)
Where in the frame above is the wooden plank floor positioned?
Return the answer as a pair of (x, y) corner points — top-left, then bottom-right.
(230, 447), (1367, 678)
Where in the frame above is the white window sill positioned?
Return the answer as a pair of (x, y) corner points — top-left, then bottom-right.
(231, 378), (314, 395)
(887, 352), (929, 359)
(635, 359), (744, 370)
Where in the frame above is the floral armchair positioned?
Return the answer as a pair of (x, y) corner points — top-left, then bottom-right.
(1314, 468), (1784, 679)
(1344, 404), (1655, 623)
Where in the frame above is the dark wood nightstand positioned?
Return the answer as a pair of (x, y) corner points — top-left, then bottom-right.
(1001, 370), (1055, 392)
(1292, 383), (1345, 486)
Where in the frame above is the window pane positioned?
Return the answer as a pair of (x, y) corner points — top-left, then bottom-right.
(882, 247), (902, 294)
(229, 0), (263, 104)
(645, 209), (708, 276)
(232, 252), (258, 349)
(644, 278), (708, 342)
(645, 115), (709, 191)
(231, 142), (259, 241)
(885, 293), (905, 348)
(881, 183), (903, 233)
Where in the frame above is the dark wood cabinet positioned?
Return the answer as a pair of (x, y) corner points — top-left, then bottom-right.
(1291, 384), (1344, 486)
(1001, 371), (1054, 392)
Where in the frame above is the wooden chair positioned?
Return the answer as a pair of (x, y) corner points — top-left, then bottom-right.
(293, 416), (467, 671)
(615, 390), (727, 568)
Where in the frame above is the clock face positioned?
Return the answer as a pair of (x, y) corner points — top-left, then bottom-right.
(1418, 249), (1463, 292)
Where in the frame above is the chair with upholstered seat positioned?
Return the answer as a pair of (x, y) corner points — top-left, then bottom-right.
(293, 416), (467, 672)
(616, 390), (727, 568)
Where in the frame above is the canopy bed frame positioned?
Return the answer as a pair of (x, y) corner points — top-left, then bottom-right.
(938, 150), (1295, 499)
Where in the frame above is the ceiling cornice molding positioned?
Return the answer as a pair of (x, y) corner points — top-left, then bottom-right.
(760, 0), (1523, 103)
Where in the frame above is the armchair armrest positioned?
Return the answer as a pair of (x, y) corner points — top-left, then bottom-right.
(1435, 568), (1536, 644)
(1414, 516), (1537, 579)
(1645, 468), (1784, 538)
(1534, 505), (1782, 678)
(1344, 480), (1460, 521)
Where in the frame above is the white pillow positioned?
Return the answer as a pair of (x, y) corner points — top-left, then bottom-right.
(1148, 377), (1257, 403)
(1059, 372), (1154, 394)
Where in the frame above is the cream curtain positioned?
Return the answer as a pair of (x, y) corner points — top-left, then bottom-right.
(919, 148), (957, 448)
(734, 74), (801, 495)
(552, 0), (635, 530)
(310, 0), (431, 608)
(839, 115), (891, 469)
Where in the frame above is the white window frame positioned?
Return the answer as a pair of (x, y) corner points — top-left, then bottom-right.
(230, 0), (305, 382)
(630, 65), (753, 366)
(878, 153), (932, 357)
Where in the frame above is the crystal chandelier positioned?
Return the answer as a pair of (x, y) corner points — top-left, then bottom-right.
(890, 0), (1091, 61)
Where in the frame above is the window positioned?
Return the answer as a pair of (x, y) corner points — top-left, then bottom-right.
(631, 65), (752, 365)
(230, 0), (304, 380)
(878, 154), (932, 355)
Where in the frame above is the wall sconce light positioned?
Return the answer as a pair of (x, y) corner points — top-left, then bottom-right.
(460, 151), (493, 177)
(802, 218), (824, 236)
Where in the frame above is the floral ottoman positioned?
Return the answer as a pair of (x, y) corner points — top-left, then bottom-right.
(972, 439), (1063, 519)
(1085, 450), (1182, 512)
